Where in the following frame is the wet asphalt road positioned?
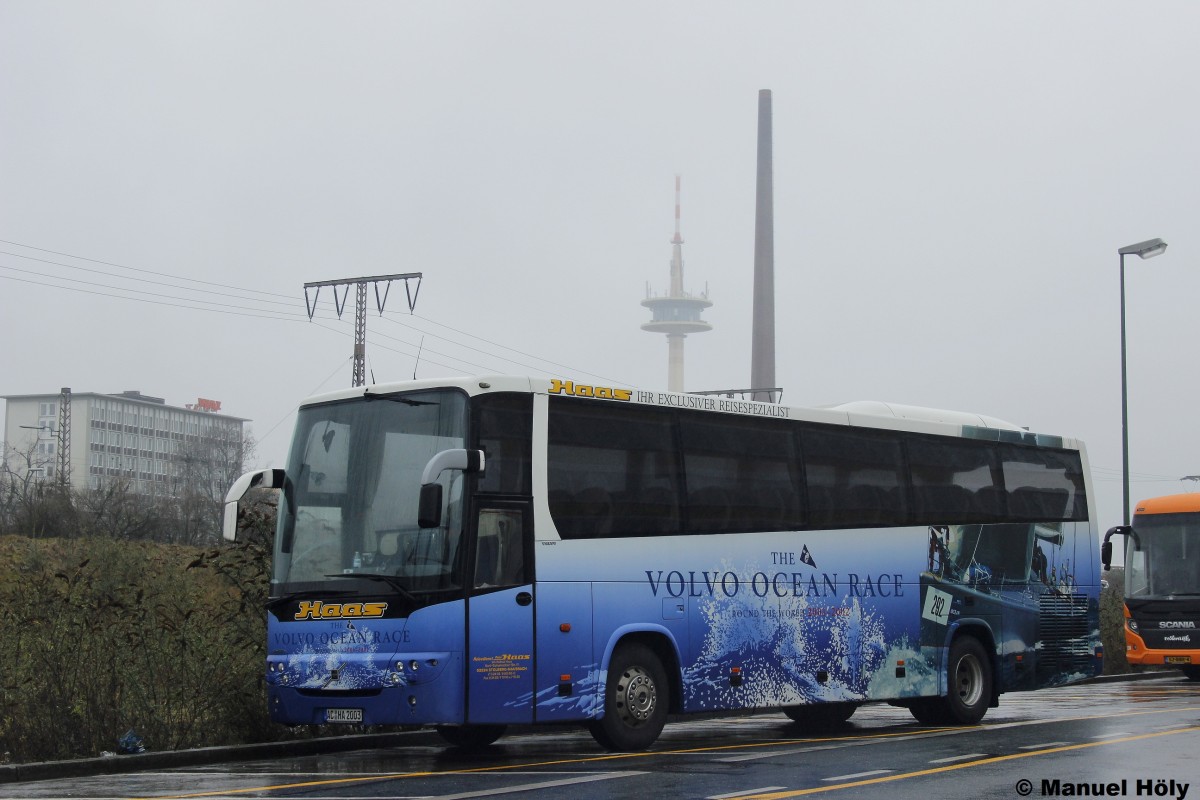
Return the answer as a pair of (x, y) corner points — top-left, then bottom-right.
(3, 674), (1198, 800)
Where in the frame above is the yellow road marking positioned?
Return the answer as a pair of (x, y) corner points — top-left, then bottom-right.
(730, 726), (1200, 799)
(129, 706), (1200, 800)
(131, 728), (964, 799)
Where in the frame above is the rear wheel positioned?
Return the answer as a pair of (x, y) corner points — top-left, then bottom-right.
(908, 636), (992, 725)
(944, 636), (991, 723)
(783, 702), (857, 728)
(436, 724), (506, 750)
(588, 642), (669, 751)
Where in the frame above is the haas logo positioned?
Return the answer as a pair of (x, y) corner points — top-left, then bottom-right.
(295, 601), (387, 620)
(549, 379), (632, 402)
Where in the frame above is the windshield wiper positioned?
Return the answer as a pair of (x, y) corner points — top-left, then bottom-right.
(362, 392), (435, 407)
(325, 573), (418, 604)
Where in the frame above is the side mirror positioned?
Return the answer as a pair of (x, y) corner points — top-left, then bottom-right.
(1100, 524), (1131, 572)
(417, 449), (485, 529)
(418, 484), (443, 529)
(222, 468), (286, 541)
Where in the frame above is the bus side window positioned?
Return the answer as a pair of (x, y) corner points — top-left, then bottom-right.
(475, 509), (526, 588)
(474, 393), (533, 495)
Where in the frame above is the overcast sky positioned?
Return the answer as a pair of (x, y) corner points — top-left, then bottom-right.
(2, 2), (1198, 532)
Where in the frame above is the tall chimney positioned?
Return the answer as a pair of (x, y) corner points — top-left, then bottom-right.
(750, 89), (776, 402)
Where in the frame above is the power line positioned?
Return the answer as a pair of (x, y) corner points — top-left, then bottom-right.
(255, 356), (354, 456)
(308, 321), (488, 375)
(0, 272), (309, 322)
(382, 313), (629, 384)
(0, 264), (309, 319)
(0, 249), (299, 307)
(0, 238), (635, 382)
(0, 238), (296, 300)
(410, 312), (612, 375)
(3, 261), (588, 377)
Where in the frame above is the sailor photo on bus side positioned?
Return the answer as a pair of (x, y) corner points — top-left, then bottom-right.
(921, 519), (1096, 690)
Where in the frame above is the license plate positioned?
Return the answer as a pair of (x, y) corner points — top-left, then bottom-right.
(1165, 656), (1193, 665)
(325, 708), (363, 723)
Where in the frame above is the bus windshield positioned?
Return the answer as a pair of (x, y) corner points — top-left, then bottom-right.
(1127, 513), (1200, 598)
(273, 389), (468, 596)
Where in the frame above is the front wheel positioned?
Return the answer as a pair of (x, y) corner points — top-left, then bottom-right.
(1182, 666), (1200, 682)
(588, 642), (669, 751)
(436, 724), (506, 750)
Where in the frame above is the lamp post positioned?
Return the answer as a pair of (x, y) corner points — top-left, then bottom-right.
(18, 424), (53, 485)
(1118, 237), (1168, 524)
(22, 467), (45, 497)
(19, 424), (50, 436)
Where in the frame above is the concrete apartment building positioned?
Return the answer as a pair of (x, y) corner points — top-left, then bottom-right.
(2, 389), (248, 496)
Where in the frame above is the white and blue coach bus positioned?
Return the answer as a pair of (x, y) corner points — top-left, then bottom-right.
(223, 375), (1101, 751)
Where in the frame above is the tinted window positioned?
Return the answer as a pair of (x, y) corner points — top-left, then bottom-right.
(544, 397), (1088, 538)
(474, 393), (532, 495)
(800, 427), (907, 528)
(907, 437), (1004, 523)
(548, 398), (681, 538)
(1001, 445), (1087, 522)
(679, 412), (803, 533)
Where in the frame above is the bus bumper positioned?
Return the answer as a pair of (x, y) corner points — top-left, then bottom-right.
(1124, 630), (1199, 667)
(266, 651), (465, 726)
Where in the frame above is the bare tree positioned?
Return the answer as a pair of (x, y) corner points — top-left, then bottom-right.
(0, 438), (62, 537)
(76, 479), (167, 540)
(4, 425), (256, 544)
(168, 426), (257, 545)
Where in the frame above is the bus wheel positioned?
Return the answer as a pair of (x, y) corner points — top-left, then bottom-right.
(1182, 666), (1200, 682)
(589, 642), (669, 751)
(783, 702), (857, 728)
(942, 636), (991, 724)
(436, 724), (506, 750)
(906, 698), (945, 725)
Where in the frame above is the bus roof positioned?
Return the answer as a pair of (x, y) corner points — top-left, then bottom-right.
(297, 375), (1078, 449)
(825, 400), (1024, 432)
(1134, 493), (1200, 516)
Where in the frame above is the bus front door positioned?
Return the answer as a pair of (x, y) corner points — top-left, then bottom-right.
(466, 504), (535, 724)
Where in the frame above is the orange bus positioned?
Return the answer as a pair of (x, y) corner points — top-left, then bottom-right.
(1103, 493), (1200, 680)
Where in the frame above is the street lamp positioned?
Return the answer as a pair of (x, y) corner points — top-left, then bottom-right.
(1118, 237), (1168, 525)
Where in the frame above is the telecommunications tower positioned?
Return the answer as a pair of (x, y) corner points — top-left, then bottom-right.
(641, 176), (712, 392)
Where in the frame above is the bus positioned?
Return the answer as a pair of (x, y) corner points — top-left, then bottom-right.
(223, 375), (1101, 751)
(1102, 494), (1200, 681)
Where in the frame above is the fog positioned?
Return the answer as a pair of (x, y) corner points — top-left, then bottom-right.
(3, 2), (1199, 533)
